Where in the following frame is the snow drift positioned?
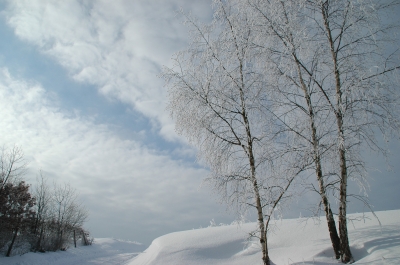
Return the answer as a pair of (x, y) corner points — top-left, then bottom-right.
(130, 210), (400, 265)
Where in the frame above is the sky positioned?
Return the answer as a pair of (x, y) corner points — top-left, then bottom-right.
(0, 0), (399, 246)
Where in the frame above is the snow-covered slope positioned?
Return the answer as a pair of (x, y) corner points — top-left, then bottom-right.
(130, 210), (400, 265)
(1, 210), (399, 265)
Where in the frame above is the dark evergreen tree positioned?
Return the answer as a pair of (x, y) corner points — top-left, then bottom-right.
(0, 180), (36, 256)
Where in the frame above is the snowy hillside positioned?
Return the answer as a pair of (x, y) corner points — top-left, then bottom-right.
(130, 210), (400, 265)
(1, 210), (399, 265)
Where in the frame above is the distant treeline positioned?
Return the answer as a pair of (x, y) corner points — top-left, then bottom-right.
(0, 145), (91, 257)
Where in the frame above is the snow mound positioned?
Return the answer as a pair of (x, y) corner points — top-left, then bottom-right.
(129, 210), (400, 265)
(131, 223), (261, 265)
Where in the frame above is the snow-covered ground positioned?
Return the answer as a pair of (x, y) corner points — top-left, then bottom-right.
(1, 210), (399, 265)
(0, 238), (146, 265)
(130, 210), (400, 265)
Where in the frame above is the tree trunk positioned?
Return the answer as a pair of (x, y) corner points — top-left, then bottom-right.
(263, 231), (270, 265)
(238, 58), (269, 265)
(82, 229), (88, 245)
(314, 127), (341, 260)
(323, 197), (341, 259)
(338, 133), (353, 263)
(250, 148), (269, 265)
(6, 226), (19, 257)
(321, 3), (354, 261)
(74, 230), (76, 248)
(36, 226), (44, 251)
(312, 112), (341, 259)
(314, 132), (341, 259)
(59, 230), (63, 250)
(294, 54), (342, 259)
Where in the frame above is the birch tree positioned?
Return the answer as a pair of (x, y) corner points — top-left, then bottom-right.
(166, 0), (399, 263)
(243, 0), (400, 262)
(241, 0), (343, 258)
(221, 0), (400, 262)
(305, 1), (400, 262)
(163, 3), (300, 264)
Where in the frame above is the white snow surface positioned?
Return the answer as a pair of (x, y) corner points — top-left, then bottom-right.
(0, 238), (145, 265)
(1, 210), (399, 265)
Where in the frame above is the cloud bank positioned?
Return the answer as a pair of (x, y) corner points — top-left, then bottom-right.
(3, 0), (212, 141)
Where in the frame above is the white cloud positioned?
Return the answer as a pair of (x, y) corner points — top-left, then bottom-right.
(0, 68), (232, 244)
(3, 0), (213, 141)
